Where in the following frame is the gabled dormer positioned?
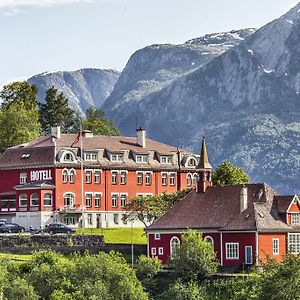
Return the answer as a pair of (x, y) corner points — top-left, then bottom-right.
(276, 195), (300, 225)
(106, 149), (125, 163)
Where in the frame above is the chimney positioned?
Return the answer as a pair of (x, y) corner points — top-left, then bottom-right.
(82, 130), (93, 138)
(240, 185), (248, 213)
(51, 126), (61, 139)
(136, 127), (146, 148)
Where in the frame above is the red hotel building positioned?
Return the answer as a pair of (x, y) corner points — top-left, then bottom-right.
(147, 139), (300, 267)
(0, 127), (200, 229)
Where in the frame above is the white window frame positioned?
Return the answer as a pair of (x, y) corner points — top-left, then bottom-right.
(137, 172), (143, 185)
(225, 243), (239, 260)
(204, 236), (214, 251)
(111, 171), (118, 184)
(19, 173), (27, 184)
(85, 193), (93, 208)
(272, 238), (280, 255)
(145, 172), (152, 185)
(87, 213), (93, 225)
(84, 152), (98, 162)
(112, 193), (118, 208)
(94, 170), (101, 184)
(19, 194), (28, 207)
(151, 248), (157, 256)
(30, 193), (39, 207)
(161, 172), (168, 186)
(170, 173), (176, 186)
(111, 153), (123, 162)
(85, 170), (92, 184)
(120, 193), (127, 208)
(170, 236), (180, 259)
(120, 171), (127, 185)
(136, 155), (148, 163)
(69, 169), (76, 184)
(64, 192), (75, 207)
(43, 193), (52, 207)
(154, 233), (161, 240)
(94, 193), (102, 208)
(160, 156), (172, 164)
(158, 247), (164, 255)
(62, 151), (76, 163)
(62, 169), (68, 183)
(288, 233), (300, 254)
(187, 173), (192, 187)
(291, 213), (300, 225)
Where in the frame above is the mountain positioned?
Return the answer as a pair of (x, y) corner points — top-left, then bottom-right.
(103, 29), (255, 114)
(102, 4), (300, 194)
(28, 68), (120, 114)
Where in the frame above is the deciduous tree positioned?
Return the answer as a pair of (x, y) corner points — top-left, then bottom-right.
(212, 160), (250, 186)
(0, 81), (38, 110)
(172, 230), (218, 281)
(125, 190), (190, 226)
(0, 102), (41, 152)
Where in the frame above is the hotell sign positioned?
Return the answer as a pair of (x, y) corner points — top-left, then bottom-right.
(30, 170), (53, 182)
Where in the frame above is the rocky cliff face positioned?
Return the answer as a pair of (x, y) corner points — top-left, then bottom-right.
(28, 68), (120, 114)
(102, 4), (300, 194)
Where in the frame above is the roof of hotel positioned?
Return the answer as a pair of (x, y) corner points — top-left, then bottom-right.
(0, 133), (196, 170)
(147, 183), (293, 232)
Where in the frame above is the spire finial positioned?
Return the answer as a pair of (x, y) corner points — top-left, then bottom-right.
(196, 137), (212, 170)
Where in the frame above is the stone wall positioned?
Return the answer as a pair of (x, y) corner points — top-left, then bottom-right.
(0, 234), (105, 248)
(0, 234), (147, 256)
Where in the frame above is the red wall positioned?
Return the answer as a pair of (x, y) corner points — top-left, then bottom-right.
(148, 232), (221, 264)
(222, 232), (256, 267)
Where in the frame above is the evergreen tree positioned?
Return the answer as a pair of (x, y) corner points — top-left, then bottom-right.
(82, 106), (120, 136)
(0, 81), (38, 110)
(212, 160), (250, 186)
(39, 87), (81, 134)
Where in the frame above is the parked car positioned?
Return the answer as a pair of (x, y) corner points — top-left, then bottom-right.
(0, 223), (25, 233)
(44, 223), (76, 235)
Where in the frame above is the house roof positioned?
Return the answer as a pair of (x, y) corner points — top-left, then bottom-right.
(148, 183), (273, 231)
(0, 133), (197, 170)
(147, 183), (295, 233)
(275, 195), (295, 213)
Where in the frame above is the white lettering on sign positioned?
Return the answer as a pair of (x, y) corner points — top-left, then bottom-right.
(30, 170), (52, 182)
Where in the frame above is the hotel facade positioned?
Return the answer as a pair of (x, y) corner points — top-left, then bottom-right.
(0, 127), (199, 229)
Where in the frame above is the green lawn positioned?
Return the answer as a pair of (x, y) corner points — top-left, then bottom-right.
(76, 227), (147, 244)
(0, 253), (32, 261)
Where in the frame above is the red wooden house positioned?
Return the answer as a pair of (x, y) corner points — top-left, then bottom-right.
(147, 139), (300, 267)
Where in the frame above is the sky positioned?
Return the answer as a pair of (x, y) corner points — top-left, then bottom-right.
(0, 0), (299, 86)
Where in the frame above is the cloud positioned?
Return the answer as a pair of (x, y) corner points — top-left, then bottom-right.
(0, 0), (94, 8)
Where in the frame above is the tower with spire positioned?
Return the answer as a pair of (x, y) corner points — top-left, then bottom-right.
(196, 137), (212, 192)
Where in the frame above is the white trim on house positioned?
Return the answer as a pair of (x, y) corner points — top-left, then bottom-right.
(220, 232), (223, 266)
(287, 195), (300, 212)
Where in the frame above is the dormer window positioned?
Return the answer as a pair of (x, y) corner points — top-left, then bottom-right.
(161, 156), (172, 164)
(136, 155), (148, 163)
(187, 157), (197, 166)
(111, 154), (123, 162)
(21, 153), (31, 159)
(60, 150), (76, 163)
(85, 152), (98, 162)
